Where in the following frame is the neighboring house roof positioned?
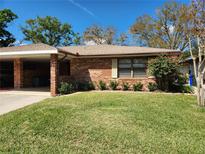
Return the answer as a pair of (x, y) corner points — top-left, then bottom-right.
(180, 57), (193, 63)
(58, 45), (181, 57)
(0, 43), (56, 52)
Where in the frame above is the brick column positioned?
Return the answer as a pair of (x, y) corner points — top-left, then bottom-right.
(50, 54), (58, 96)
(14, 58), (23, 89)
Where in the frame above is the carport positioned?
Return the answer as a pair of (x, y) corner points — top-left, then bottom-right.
(0, 43), (71, 96)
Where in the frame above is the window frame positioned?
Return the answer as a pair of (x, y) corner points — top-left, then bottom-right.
(117, 58), (132, 78)
(117, 57), (148, 78)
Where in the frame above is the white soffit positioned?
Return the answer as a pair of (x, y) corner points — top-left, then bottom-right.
(0, 50), (58, 56)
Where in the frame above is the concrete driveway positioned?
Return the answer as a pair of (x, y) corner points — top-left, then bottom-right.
(0, 89), (50, 115)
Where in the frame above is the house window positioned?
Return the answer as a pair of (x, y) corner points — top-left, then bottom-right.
(118, 58), (147, 78)
(59, 60), (70, 76)
(118, 59), (132, 77)
(133, 58), (147, 77)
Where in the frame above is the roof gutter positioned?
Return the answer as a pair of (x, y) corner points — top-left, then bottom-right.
(67, 52), (181, 58)
(57, 49), (181, 58)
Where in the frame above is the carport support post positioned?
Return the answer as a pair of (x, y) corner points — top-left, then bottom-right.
(14, 58), (23, 89)
(50, 54), (58, 96)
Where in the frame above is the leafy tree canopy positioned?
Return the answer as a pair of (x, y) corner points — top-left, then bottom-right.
(83, 25), (116, 45)
(116, 33), (128, 46)
(189, 0), (205, 47)
(0, 9), (18, 47)
(21, 16), (81, 46)
(130, 1), (191, 51)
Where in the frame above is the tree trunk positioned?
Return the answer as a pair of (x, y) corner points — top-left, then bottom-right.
(196, 77), (201, 105)
(200, 87), (205, 106)
(189, 37), (205, 107)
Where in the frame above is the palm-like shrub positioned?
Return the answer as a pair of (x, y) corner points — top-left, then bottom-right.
(122, 82), (130, 91)
(98, 80), (107, 90)
(148, 82), (158, 91)
(133, 82), (143, 91)
(109, 80), (118, 90)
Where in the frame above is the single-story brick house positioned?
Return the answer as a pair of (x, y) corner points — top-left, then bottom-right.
(0, 43), (180, 96)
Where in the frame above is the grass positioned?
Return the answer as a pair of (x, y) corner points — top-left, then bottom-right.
(0, 92), (205, 153)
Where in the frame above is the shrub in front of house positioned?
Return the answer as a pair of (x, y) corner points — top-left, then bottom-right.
(76, 81), (95, 91)
(177, 75), (193, 93)
(181, 85), (193, 93)
(76, 82), (87, 91)
(133, 82), (143, 91)
(88, 82), (95, 90)
(170, 75), (193, 93)
(98, 80), (107, 90)
(148, 82), (158, 92)
(109, 80), (118, 90)
(177, 83), (193, 94)
(122, 82), (130, 91)
(148, 55), (178, 91)
(58, 82), (74, 95)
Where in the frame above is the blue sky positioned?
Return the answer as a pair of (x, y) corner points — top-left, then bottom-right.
(1, 0), (189, 44)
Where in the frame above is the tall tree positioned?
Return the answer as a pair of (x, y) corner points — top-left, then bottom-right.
(104, 27), (116, 45)
(21, 16), (80, 46)
(130, 1), (190, 51)
(0, 9), (18, 47)
(188, 0), (205, 107)
(116, 33), (128, 46)
(83, 25), (116, 45)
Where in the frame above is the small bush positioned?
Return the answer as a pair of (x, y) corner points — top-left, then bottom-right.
(77, 81), (95, 91)
(169, 83), (193, 93)
(58, 82), (74, 95)
(170, 74), (192, 93)
(88, 82), (95, 90)
(122, 82), (130, 91)
(148, 82), (158, 91)
(98, 80), (107, 90)
(177, 75), (187, 85)
(109, 80), (118, 90)
(76, 82), (88, 91)
(181, 85), (193, 93)
(133, 82), (143, 91)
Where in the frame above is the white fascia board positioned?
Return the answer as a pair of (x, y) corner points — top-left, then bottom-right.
(0, 50), (58, 56)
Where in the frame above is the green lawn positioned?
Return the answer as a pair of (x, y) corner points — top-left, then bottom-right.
(0, 92), (205, 153)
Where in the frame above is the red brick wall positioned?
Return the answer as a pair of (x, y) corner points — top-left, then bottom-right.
(50, 54), (58, 96)
(70, 58), (112, 83)
(14, 58), (23, 89)
(70, 58), (156, 90)
(117, 78), (156, 91)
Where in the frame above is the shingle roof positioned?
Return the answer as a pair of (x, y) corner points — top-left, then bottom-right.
(58, 45), (181, 57)
(0, 43), (56, 52)
(0, 44), (181, 57)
